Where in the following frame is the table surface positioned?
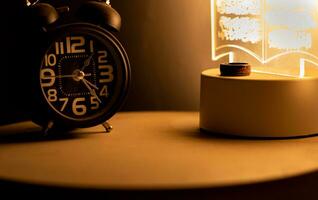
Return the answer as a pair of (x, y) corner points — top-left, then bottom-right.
(1, 112), (318, 190)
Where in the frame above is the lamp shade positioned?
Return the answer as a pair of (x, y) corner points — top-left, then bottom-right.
(211, 0), (318, 77)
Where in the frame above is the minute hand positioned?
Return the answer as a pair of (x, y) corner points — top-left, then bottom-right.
(81, 79), (102, 103)
(83, 78), (99, 90)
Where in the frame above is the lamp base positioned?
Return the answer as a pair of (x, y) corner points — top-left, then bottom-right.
(200, 68), (318, 138)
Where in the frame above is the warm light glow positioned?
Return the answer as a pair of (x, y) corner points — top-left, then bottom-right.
(211, 0), (318, 77)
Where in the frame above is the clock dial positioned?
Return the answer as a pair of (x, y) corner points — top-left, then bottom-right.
(39, 26), (129, 125)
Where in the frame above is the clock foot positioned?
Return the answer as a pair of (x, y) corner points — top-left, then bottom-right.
(102, 121), (113, 133)
(43, 121), (54, 136)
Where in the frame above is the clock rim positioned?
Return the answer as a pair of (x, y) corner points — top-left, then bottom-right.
(35, 23), (130, 129)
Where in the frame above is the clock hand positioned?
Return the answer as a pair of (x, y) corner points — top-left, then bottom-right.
(54, 75), (75, 78)
(46, 73), (92, 78)
(82, 79), (102, 103)
(82, 78), (99, 90)
(81, 54), (94, 71)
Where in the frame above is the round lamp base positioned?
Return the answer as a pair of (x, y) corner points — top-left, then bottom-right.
(200, 68), (318, 138)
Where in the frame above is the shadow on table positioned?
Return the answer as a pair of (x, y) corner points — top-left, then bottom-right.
(0, 122), (105, 144)
(182, 128), (318, 141)
(0, 168), (317, 199)
(0, 130), (81, 144)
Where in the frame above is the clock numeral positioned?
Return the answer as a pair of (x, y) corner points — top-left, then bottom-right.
(59, 98), (69, 112)
(66, 36), (86, 54)
(48, 89), (58, 102)
(45, 54), (57, 67)
(90, 40), (94, 53)
(90, 96), (100, 110)
(99, 65), (114, 83)
(56, 36), (85, 54)
(55, 42), (65, 55)
(72, 97), (87, 116)
(98, 51), (108, 63)
(41, 69), (56, 87)
(100, 85), (109, 97)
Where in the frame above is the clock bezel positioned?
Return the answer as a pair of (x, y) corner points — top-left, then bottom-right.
(36, 23), (130, 128)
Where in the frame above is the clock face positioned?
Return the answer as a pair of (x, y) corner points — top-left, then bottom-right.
(39, 25), (129, 125)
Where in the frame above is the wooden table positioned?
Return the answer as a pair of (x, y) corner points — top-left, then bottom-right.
(1, 112), (318, 199)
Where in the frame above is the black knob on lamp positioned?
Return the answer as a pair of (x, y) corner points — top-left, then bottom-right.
(220, 63), (251, 76)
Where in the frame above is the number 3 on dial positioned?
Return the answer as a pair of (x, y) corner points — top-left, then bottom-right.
(98, 51), (114, 84)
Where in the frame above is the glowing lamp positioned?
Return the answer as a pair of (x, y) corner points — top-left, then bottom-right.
(200, 0), (318, 137)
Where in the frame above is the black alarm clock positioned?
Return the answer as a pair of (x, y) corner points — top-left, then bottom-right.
(24, 0), (130, 134)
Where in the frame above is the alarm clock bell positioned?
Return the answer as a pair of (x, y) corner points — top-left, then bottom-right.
(201, 0), (318, 137)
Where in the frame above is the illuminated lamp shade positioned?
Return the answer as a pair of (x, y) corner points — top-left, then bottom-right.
(200, 0), (318, 137)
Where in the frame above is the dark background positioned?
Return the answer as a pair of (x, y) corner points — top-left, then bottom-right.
(0, 0), (214, 124)
(2, 2), (318, 199)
